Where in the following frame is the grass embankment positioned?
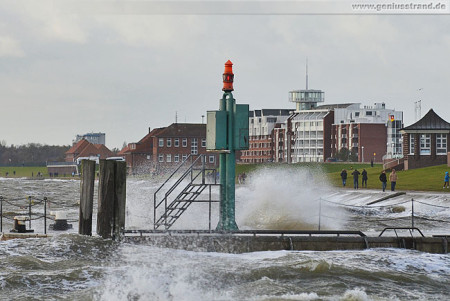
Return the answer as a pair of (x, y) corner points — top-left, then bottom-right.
(0, 166), (49, 178)
(237, 163), (450, 192)
(2, 163), (449, 192)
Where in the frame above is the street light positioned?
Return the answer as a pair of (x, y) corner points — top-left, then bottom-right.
(361, 146), (364, 163)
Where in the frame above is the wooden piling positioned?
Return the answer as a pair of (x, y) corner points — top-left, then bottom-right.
(97, 160), (115, 239)
(97, 160), (127, 239)
(79, 160), (96, 236)
(114, 161), (127, 239)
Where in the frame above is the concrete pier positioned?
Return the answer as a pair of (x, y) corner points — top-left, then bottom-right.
(122, 230), (449, 254)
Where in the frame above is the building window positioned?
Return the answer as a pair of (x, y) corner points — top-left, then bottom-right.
(130, 143), (136, 150)
(166, 154), (172, 162)
(174, 138), (179, 147)
(202, 138), (206, 148)
(167, 138), (172, 147)
(366, 111), (373, 116)
(420, 134), (431, 155)
(158, 138), (164, 147)
(436, 134), (447, 155)
(191, 138), (198, 155)
(409, 135), (415, 155)
(182, 138), (187, 147)
(209, 155), (215, 163)
(182, 154), (188, 161)
(158, 154), (164, 162)
(174, 154), (179, 162)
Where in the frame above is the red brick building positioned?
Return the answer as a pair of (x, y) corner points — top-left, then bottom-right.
(401, 109), (450, 170)
(119, 123), (218, 174)
(331, 103), (403, 163)
(331, 123), (387, 163)
(48, 139), (114, 176)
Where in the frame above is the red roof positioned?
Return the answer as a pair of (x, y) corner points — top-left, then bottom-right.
(65, 139), (114, 161)
(66, 139), (90, 155)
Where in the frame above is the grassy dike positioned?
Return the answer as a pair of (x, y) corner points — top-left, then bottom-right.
(236, 163), (450, 192)
(0, 166), (49, 178)
(2, 163), (450, 192)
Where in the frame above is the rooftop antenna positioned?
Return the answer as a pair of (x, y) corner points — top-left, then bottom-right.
(175, 111), (178, 124)
(415, 88), (423, 121)
(306, 57), (309, 90)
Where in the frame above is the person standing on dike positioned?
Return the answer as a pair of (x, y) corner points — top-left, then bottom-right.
(352, 169), (360, 189)
(444, 171), (449, 189)
(340, 169), (347, 187)
(389, 169), (398, 191)
(361, 169), (368, 188)
(379, 170), (387, 192)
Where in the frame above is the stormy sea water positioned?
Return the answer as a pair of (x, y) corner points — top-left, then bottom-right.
(0, 167), (449, 301)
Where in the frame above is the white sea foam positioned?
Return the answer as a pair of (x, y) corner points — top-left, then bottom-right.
(236, 167), (348, 230)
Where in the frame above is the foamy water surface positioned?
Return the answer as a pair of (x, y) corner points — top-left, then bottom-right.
(0, 167), (449, 300)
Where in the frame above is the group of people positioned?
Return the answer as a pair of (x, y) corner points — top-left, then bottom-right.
(340, 168), (398, 192)
(237, 172), (247, 184)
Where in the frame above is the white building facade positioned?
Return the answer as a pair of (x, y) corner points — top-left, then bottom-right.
(333, 103), (404, 159)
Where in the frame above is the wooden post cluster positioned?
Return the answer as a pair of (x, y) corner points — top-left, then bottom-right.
(78, 159), (126, 240)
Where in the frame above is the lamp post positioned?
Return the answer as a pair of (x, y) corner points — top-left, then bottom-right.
(361, 146), (364, 163)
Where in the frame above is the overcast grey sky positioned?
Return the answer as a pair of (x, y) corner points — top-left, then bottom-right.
(1, 1), (449, 149)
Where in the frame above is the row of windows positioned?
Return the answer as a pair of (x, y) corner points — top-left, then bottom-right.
(409, 134), (447, 155)
(158, 138), (206, 148)
(294, 121), (323, 127)
(242, 150), (272, 156)
(158, 154), (216, 163)
(249, 142), (272, 149)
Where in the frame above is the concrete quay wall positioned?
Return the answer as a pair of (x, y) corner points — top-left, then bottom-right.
(123, 234), (449, 254)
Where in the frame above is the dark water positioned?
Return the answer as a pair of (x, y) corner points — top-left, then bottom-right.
(0, 170), (449, 300)
(1, 236), (449, 300)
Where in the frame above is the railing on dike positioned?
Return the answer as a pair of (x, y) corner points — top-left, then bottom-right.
(0, 195), (74, 234)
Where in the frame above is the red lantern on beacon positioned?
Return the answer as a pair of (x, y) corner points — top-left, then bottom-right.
(222, 60), (234, 92)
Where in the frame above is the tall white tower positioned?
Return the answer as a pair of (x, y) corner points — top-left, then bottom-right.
(289, 60), (324, 112)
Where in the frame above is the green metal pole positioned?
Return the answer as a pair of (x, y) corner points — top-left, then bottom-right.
(225, 92), (238, 230)
(217, 95), (227, 230)
(216, 92), (238, 230)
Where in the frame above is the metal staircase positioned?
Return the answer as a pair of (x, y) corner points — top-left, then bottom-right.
(153, 155), (220, 230)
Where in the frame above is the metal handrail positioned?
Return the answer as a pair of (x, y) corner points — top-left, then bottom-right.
(123, 229), (367, 237)
(378, 227), (425, 238)
(155, 156), (204, 209)
(154, 154), (211, 229)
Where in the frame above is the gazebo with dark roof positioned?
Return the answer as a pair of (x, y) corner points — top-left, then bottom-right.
(400, 109), (450, 170)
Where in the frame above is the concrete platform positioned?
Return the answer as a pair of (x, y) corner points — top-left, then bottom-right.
(122, 230), (449, 254)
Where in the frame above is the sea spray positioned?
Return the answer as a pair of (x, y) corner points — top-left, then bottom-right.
(236, 167), (348, 230)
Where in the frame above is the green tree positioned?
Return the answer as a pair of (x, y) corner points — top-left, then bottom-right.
(336, 148), (350, 161)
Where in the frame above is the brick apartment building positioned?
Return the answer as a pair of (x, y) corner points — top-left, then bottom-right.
(331, 103), (403, 163)
(401, 109), (450, 170)
(331, 122), (387, 163)
(119, 123), (218, 174)
(240, 109), (290, 163)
